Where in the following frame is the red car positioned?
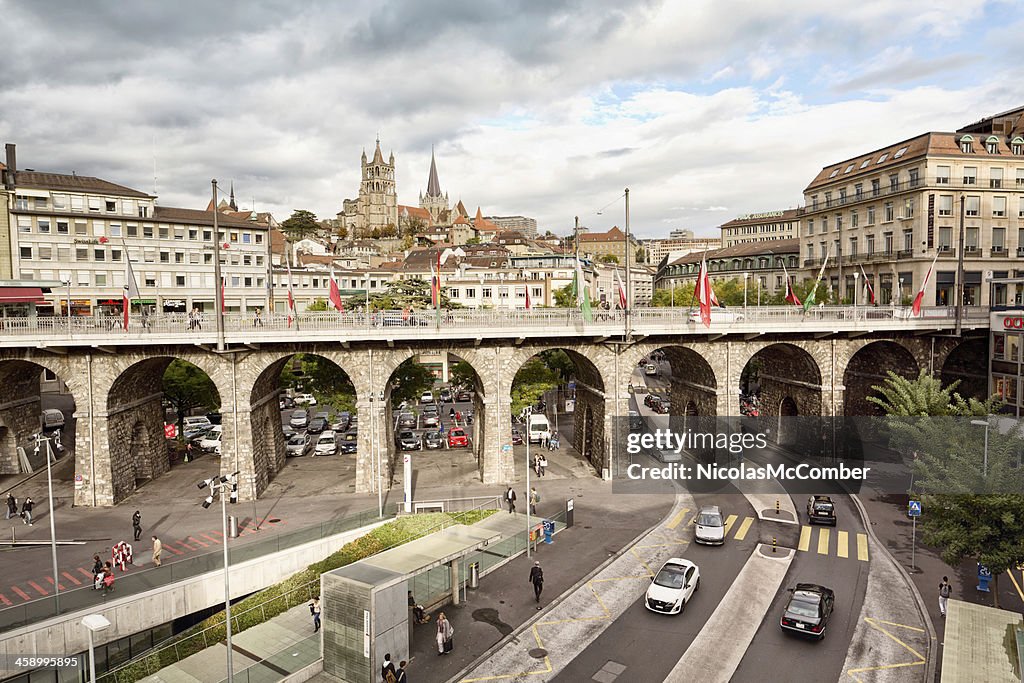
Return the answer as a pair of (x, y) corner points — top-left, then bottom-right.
(448, 428), (469, 448)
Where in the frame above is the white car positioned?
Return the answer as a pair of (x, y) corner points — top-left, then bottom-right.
(645, 558), (700, 614)
(694, 505), (725, 545)
(420, 391), (434, 404)
(688, 309), (745, 324)
(199, 425), (223, 453)
(314, 431), (337, 456)
(294, 393), (318, 406)
(290, 409), (309, 428)
(644, 364), (658, 376)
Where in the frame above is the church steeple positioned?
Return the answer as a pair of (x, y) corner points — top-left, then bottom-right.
(426, 146), (442, 198)
(228, 181), (237, 211)
(373, 136), (384, 164)
(419, 145), (449, 222)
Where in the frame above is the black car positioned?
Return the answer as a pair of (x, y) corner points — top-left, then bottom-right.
(806, 496), (837, 526)
(649, 396), (667, 414)
(281, 424), (297, 439)
(780, 584), (835, 640)
(333, 411), (352, 432)
(644, 393), (658, 408)
(423, 431), (445, 449)
(308, 417), (328, 434)
(279, 396), (296, 410)
(397, 430), (422, 451)
(339, 430), (358, 454)
(397, 412), (417, 429)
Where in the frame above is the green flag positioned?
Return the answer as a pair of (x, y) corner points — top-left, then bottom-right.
(803, 250), (829, 312)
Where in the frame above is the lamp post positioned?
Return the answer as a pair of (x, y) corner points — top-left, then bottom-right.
(756, 277), (761, 307)
(34, 431), (62, 613)
(198, 472), (239, 683)
(898, 278), (904, 307)
(525, 405), (532, 559)
(82, 613), (110, 683)
(971, 419), (990, 478)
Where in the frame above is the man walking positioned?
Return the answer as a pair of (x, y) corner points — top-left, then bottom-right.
(381, 652), (397, 682)
(152, 535), (163, 566)
(132, 510), (142, 541)
(5, 493), (16, 520)
(529, 561), (544, 608)
(530, 487), (539, 515)
(397, 660), (409, 683)
(21, 496), (33, 525)
(309, 596), (321, 632)
(505, 486), (516, 514)
(939, 576), (952, 618)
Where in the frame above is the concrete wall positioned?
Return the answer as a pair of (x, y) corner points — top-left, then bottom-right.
(0, 519), (388, 677)
(321, 573), (372, 683)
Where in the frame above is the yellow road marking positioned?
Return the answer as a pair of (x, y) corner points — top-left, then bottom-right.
(817, 528), (830, 555)
(1007, 567), (1024, 605)
(798, 525), (811, 552)
(666, 508), (689, 530)
(845, 617), (927, 682)
(837, 530), (849, 559)
(723, 514), (738, 536)
(734, 516), (754, 541)
(866, 618), (925, 632)
(857, 533), (869, 562)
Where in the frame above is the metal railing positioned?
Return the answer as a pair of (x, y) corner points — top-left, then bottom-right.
(0, 305), (992, 346)
(0, 505), (394, 633)
(398, 495), (503, 516)
(214, 633), (321, 683)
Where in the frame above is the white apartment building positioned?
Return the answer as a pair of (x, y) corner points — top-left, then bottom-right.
(801, 106), (1024, 306)
(643, 233), (721, 266)
(486, 215), (538, 238)
(4, 156), (271, 315)
(592, 262), (654, 306)
(719, 209), (800, 247)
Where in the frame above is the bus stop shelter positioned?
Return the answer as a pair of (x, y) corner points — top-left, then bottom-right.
(321, 523), (502, 682)
(941, 599), (1023, 682)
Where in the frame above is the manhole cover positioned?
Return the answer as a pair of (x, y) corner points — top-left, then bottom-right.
(528, 648), (548, 659)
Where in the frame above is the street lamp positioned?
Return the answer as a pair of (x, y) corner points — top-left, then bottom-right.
(82, 613), (110, 683)
(525, 406), (533, 559)
(198, 472), (240, 682)
(898, 277), (904, 307)
(34, 431), (62, 613)
(971, 419), (990, 478)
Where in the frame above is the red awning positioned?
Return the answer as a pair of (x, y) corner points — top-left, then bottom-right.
(0, 287), (46, 305)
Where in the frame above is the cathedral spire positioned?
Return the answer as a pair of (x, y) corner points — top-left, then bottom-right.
(229, 181), (237, 211)
(426, 146), (442, 198)
(373, 136), (384, 163)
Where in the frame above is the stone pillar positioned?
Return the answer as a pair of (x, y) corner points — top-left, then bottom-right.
(450, 560), (460, 605)
(480, 394), (513, 484)
(0, 395), (41, 474)
(355, 400), (374, 493)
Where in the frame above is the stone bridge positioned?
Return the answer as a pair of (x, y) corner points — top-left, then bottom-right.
(0, 314), (988, 507)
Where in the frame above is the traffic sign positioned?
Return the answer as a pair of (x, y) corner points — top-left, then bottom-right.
(164, 423), (177, 439)
(908, 500), (922, 517)
(501, 444), (512, 453)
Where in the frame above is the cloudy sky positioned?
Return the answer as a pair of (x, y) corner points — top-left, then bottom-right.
(3, 0), (1023, 238)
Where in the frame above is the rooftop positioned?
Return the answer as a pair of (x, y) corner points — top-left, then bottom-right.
(667, 238), (800, 267)
(14, 171), (154, 199)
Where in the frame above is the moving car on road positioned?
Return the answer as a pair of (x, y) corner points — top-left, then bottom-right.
(448, 428), (469, 448)
(314, 431), (337, 456)
(397, 431), (422, 451)
(645, 558), (700, 615)
(694, 505), (725, 545)
(286, 433), (311, 456)
(806, 495), (837, 526)
(644, 363), (658, 376)
(780, 584), (835, 640)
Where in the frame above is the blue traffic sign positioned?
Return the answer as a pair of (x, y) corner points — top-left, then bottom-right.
(908, 500), (922, 517)
(977, 563), (992, 592)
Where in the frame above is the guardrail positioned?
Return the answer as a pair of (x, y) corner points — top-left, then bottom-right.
(0, 305), (991, 347)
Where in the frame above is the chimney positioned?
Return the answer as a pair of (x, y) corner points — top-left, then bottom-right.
(3, 143), (15, 190)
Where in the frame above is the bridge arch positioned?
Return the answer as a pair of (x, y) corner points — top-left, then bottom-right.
(841, 340), (920, 416)
(738, 342), (824, 417)
(940, 337), (988, 401)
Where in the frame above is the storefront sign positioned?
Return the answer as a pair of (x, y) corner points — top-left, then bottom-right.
(1002, 317), (1024, 328)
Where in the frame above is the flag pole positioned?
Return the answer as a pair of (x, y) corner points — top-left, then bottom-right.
(212, 180), (225, 351)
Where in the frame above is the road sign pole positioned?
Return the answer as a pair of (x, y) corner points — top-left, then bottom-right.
(911, 516), (916, 570)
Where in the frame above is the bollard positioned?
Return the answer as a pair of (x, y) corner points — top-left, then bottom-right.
(772, 536), (777, 553)
(775, 499), (780, 515)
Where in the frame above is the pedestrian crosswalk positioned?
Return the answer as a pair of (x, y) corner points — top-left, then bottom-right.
(798, 525), (869, 562)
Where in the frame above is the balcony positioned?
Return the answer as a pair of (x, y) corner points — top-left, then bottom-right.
(991, 246), (1006, 256)
(964, 246), (980, 255)
(803, 178), (1004, 215)
(1017, 247), (1024, 257)
(897, 249), (914, 260)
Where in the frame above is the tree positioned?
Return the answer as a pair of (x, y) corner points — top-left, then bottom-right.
(449, 360), (477, 391)
(336, 225), (349, 241)
(598, 254), (619, 264)
(539, 349), (574, 382)
(868, 369), (998, 417)
(163, 360), (220, 432)
(351, 278), (460, 312)
(553, 283), (576, 308)
(635, 247), (646, 264)
(306, 298), (329, 311)
(279, 354), (356, 412)
(401, 235), (414, 251)
(510, 358), (560, 416)
(466, 236), (481, 245)
(280, 209), (320, 240)
(389, 358), (436, 407)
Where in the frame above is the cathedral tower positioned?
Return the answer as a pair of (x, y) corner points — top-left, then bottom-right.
(419, 147), (449, 222)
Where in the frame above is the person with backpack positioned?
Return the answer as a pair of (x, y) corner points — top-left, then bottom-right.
(381, 652), (397, 682)
(530, 487), (540, 515)
(529, 561), (544, 608)
(938, 576), (952, 618)
(5, 493), (16, 520)
(396, 660), (409, 683)
(21, 496), (33, 525)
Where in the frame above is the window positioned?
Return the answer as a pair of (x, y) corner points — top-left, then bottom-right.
(990, 167), (1003, 188)
(242, 233), (251, 244)
(844, 163), (854, 174)
(867, 206), (876, 225)
(938, 195), (953, 216)
(811, 195), (819, 210)
(75, 221), (87, 235)
(963, 166), (977, 185)
(174, 228), (184, 240)
(835, 214), (843, 231)
(127, 224), (138, 237)
(871, 179), (880, 196)
(994, 196), (1007, 217)
(255, 234), (263, 244)
(894, 146), (908, 159)
(36, 246), (51, 261)
(109, 223), (121, 237)
(903, 230), (913, 251)
(111, 249), (121, 262)
(482, 287), (492, 299)
(824, 191), (832, 207)
(839, 188), (847, 203)
(866, 234), (875, 254)
(806, 219), (814, 235)
(145, 276), (156, 287)
(965, 196), (980, 217)
(807, 244), (815, 259)
(94, 273), (106, 286)
(203, 230), (212, 241)
(138, 206), (148, 218)
(1013, 138), (1024, 156)
(877, 153), (889, 164)
(966, 227), (979, 249)
(94, 248), (105, 262)
(993, 227), (1005, 251)
(77, 272), (89, 286)
(158, 227), (169, 239)
(859, 159), (871, 169)
(465, 287), (476, 298)
(908, 168), (919, 187)
(88, 198), (101, 212)
(822, 216), (829, 232)
(884, 233), (893, 253)
(903, 198), (914, 219)
(57, 247), (70, 261)
(143, 225), (154, 238)
(19, 246), (32, 260)
(1017, 169), (1024, 187)
(76, 248), (88, 261)
(17, 217), (31, 233)
(848, 237), (858, 256)
(121, 200), (135, 215)
(255, 256), (263, 266)
(230, 232), (238, 242)
(70, 195), (84, 211)
(204, 253), (213, 264)
(36, 218), (50, 233)
(889, 174), (899, 191)
(160, 251), (170, 263)
(938, 227), (952, 249)
(851, 210), (859, 227)
(828, 168), (840, 178)
(52, 194), (67, 209)
(986, 136), (1000, 154)
(176, 275), (186, 287)
(190, 253), (200, 264)
(243, 255), (252, 266)
(884, 202), (894, 222)
(935, 165), (950, 184)
(175, 252), (184, 264)
(960, 135), (974, 154)
(244, 277), (252, 287)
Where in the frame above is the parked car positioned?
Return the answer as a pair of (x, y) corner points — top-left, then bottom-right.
(290, 409), (309, 428)
(456, 390), (472, 402)
(332, 411), (351, 432)
(806, 495), (837, 526)
(780, 584), (835, 640)
(422, 407), (440, 428)
(420, 391), (434, 404)
(41, 408), (65, 431)
(286, 433), (311, 457)
(645, 558), (700, 615)
(397, 431), (422, 451)
(294, 393), (318, 406)
(314, 431), (337, 456)
(183, 415), (212, 434)
(185, 424), (215, 444)
(629, 410), (642, 431)
(511, 430), (524, 445)
(694, 505), (725, 545)
(281, 424), (297, 439)
(439, 389), (453, 403)
(279, 395), (296, 410)
(307, 417), (328, 434)
(447, 428), (469, 449)
(339, 429), (358, 454)
(423, 431), (445, 449)
(397, 412), (417, 429)
(199, 425), (223, 453)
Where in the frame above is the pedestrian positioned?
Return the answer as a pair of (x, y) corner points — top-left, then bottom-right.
(539, 455), (548, 477)
(533, 454), (542, 477)
(152, 535), (162, 566)
(21, 496), (33, 525)
(309, 596), (321, 632)
(92, 554), (104, 589)
(194, 309), (203, 330)
(408, 591), (428, 624)
(939, 576), (952, 618)
(187, 308), (196, 331)
(132, 510), (142, 541)
(530, 487), (539, 515)
(505, 486), (516, 514)
(253, 308), (263, 327)
(529, 561), (544, 608)
(381, 652), (397, 681)
(541, 429), (550, 448)
(436, 612), (454, 655)
(185, 442), (193, 462)
(397, 660), (409, 683)
(5, 493), (16, 520)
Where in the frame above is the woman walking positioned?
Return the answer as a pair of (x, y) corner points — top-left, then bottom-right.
(436, 612), (454, 655)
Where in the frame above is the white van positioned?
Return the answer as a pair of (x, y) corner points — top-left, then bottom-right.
(41, 409), (65, 431)
(527, 414), (550, 444)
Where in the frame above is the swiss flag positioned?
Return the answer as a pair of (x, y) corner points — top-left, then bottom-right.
(694, 257), (712, 328)
(328, 267), (344, 312)
(912, 251), (939, 316)
(525, 286), (532, 310)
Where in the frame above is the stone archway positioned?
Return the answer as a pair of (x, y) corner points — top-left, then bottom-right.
(777, 396), (799, 446)
(740, 343), (824, 417)
(941, 337), (988, 401)
(842, 340), (920, 416)
(127, 421), (157, 485)
(0, 358), (79, 476)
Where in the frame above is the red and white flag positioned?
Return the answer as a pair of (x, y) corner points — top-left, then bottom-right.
(860, 264), (875, 304)
(615, 269), (627, 310)
(912, 250), (940, 316)
(221, 275), (226, 313)
(123, 250), (141, 330)
(525, 285), (532, 310)
(694, 255), (713, 328)
(782, 263), (801, 306)
(328, 266), (344, 312)
(286, 256), (297, 328)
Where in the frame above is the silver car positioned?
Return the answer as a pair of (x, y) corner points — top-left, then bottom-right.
(694, 505), (725, 545)
(285, 433), (310, 457)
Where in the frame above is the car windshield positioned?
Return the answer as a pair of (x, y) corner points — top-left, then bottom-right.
(288, 436), (305, 446)
(788, 595), (820, 618)
(813, 502), (833, 512)
(653, 565), (686, 589)
(318, 435), (333, 444)
(451, 430), (464, 437)
(399, 431), (415, 439)
(697, 513), (722, 527)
